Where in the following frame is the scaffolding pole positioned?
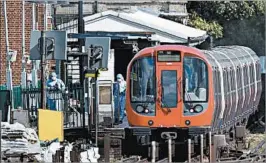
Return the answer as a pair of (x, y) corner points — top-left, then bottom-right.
(21, 0), (27, 89)
(3, 0), (14, 113)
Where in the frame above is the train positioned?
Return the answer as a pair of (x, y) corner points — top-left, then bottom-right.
(121, 45), (262, 161)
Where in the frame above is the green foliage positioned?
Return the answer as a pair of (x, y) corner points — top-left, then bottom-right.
(187, 1), (266, 22)
(186, 1), (265, 38)
(188, 12), (223, 39)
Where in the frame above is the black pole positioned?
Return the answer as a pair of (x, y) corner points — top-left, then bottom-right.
(78, 0), (87, 140)
(187, 37), (191, 46)
(93, 1), (98, 14)
(53, 5), (57, 30)
(78, 0), (84, 84)
(78, 1), (84, 53)
(40, 31), (46, 109)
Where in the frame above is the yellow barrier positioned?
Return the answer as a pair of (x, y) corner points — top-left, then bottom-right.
(38, 109), (64, 142)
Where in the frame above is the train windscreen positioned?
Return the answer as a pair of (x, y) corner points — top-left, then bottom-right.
(130, 57), (156, 102)
(130, 56), (156, 116)
(183, 56), (208, 102)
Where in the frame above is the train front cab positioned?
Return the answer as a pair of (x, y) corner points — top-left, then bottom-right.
(125, 45), (214, 142)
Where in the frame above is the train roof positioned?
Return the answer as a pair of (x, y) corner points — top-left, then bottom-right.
(201, 46), (259, 69)
(134, 44), (206, 59)
(133, 45), (259, 69)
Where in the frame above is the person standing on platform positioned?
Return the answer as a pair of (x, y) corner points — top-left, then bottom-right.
(114, 74), (127, 124)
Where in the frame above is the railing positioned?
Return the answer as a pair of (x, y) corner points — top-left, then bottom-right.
(20, 85), (85, 128)
(2, 80), (122, 130)
(0, 85), (23, 109)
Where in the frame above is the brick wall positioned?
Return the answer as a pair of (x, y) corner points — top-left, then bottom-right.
(0, 1), (187, 86)
(55, 1), (188, 26)
(0, 2), (52, 85)
(56, 0), (187, 15)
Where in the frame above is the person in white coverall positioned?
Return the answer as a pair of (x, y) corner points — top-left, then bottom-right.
(46, 72), (65, 111)
(114, 74), (126, 123)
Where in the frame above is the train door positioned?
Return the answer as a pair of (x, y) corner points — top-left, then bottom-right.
(156, 63), (182, 127)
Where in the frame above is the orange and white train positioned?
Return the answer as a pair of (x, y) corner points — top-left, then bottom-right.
(124, 45), (261, 147)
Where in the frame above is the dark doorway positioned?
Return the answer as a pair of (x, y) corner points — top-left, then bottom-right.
(114, 49), (134, 81)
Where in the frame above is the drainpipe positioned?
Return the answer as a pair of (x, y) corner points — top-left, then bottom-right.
(21, 0), (27, 89)
(44, 2), (50, 81)
(44, 2), (47, 30)
(4, 0), (14, 120)
(31, 3), (39, 88)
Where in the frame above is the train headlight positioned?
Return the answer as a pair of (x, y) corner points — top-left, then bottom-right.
(136, 105), (144, 113)
(194, 105), (203, 113)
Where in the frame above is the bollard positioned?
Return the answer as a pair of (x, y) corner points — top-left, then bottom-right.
(151, 141), (156, 163)
(53, 149), (64, 162)
(70, 150), (80, 162)
(104, 134), (111, 162)
(208, 132), (212, 162)
(188, 139), (191, 163)
(168, 138), (172, 163)
(211, 135), (217, 163)
(200, 134), (203, 163)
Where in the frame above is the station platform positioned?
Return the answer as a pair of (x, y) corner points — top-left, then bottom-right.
(64, 115), (130, 141)
(113, 117), (129, 128)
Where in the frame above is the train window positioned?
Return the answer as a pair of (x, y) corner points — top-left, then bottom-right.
(256, 63), (260, 80)
(183, 57), (208, 102)
(130, 57), (155, 102)
(217, 70), (221, 94)
(244, 66), (248, 85)
(223, 70), (227, 96)
(237, 67), (241, 91)
(250, 64), (254, 84)
(231, 69), (235, 91)
(161, 70), (177, 108)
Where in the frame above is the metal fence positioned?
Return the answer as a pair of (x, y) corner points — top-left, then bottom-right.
(0, 85), (22, 109)
(20, 85), (85, 128)
(2, 79), (119, 130)
(0, 80), (42, 109)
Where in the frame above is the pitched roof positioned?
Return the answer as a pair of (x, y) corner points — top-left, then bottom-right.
(58, 9), (207, 43)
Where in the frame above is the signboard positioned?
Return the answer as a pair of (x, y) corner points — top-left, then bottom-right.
(157, 50), (181, 62)
(8, 50), (17, 62)
(30, 30), (67, 60)
(85, 37), (111, 69)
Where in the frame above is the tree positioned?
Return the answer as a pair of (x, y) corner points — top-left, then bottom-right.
(186, 1), (266, 38)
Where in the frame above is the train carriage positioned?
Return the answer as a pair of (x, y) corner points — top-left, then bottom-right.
(122, 45), (262, 160)
(126, 45), (261, 130)
(202, 46), (262, 132)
